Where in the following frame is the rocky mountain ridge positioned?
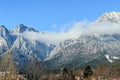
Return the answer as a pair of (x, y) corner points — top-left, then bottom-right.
(1, 12), (120, 69)
(0, 24), (55, 66)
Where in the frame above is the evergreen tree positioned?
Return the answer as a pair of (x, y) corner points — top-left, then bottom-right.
(63, 67), (68, 74)
(61, 67), (68, 80)
(83, 65), (93, 78)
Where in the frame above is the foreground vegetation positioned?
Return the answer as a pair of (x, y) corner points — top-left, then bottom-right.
(0, 52), (120, 80)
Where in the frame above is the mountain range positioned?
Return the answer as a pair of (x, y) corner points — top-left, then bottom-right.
(1, 12), (120, 69)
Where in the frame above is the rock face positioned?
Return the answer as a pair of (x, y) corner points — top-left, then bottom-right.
(0, 25), (16, 55)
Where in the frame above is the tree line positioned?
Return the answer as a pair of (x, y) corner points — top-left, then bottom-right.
(0, 52), (120, 80)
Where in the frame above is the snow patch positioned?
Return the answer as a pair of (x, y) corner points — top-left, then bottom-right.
(112, 56), (120, 59)
(105, 55), (113, 63)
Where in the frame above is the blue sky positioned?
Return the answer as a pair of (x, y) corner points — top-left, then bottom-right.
(0, 0), (120, 32)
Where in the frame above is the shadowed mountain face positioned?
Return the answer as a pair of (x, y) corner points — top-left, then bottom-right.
(1, 12), (120, 69)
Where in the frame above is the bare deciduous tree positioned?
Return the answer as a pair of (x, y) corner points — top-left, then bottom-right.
(24, 58), (45, 80)
(0, 51), (17, 80)
(95, 63), (111, 79)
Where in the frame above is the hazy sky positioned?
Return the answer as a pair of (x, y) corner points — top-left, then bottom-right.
(0, 0), (120, 32)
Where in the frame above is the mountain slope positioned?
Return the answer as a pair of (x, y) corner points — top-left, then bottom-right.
(10, 35), (55, 61)
(45, 34), (120, 68)
(0, 25), (16, 55)
(45, 12), (120, 69)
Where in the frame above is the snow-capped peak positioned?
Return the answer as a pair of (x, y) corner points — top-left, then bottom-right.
(0, 25), (9, 37)
(0, 25), (9, 32)
(96, 12), (120, 23)
(12, 24), (39, 34)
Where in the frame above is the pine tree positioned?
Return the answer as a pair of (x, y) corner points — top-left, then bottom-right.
(83, 65), (93, 78)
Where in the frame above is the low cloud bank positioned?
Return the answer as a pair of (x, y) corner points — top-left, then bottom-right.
(22, 21), (120, 45)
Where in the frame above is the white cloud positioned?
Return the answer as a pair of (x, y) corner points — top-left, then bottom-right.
(86, 22), (120, 34)
(22, 21), (120, 45)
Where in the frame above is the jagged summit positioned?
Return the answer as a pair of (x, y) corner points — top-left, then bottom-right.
(0, 25), (9, 37)
(12, 24), (39, 34)
(96, 12), (120, 23)
(0, 25), (6, 28)
(0, 25), (9, 32)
